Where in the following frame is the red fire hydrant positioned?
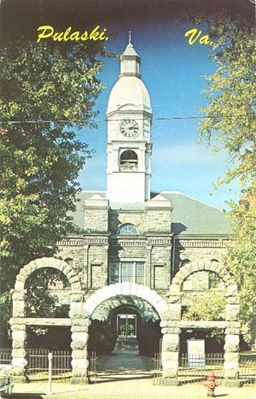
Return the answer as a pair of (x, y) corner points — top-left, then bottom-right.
(204, 370), (218, 397)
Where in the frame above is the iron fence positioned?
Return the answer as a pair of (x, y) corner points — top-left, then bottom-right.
(88, 351), (97, 383)
(27, 349), (72, 381)
(0, 350), (11, 365)
(153, 352), (162, 385)
(239, 359), (256, 385)
(1, 348), (255, 386)
(178, 353), (224, 384)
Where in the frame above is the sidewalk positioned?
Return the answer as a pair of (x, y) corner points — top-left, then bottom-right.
(12, 378), (256, 399)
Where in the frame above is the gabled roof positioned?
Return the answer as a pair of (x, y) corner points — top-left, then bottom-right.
(160, 191), (231, 235)
(71, 190), (231, 236)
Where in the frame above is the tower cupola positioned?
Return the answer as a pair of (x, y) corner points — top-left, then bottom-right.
(120, 35), (141, 77)
(106, 36), (153, 204)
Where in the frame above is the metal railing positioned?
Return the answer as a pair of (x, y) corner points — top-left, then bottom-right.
(27, 349), (72, 381)
(1, 348), (255, 386)
(239, 359), (256, 385)
(153, 352), (162, 385)
(0, 350), (11, 365)
(88, 351), (97, 383)
(178, 353), (224, 384)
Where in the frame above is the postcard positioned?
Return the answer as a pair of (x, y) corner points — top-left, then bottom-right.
(0, 1), (255, 397)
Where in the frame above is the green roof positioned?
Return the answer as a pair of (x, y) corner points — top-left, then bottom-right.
(71, 191), (231, 236)
(160, 191), (231, 236)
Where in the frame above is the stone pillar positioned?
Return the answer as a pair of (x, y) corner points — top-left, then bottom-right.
(70, 294), (90, 384)
(223, 322), (240, 386)
(160, 327), (180, 385)
(12, 289), (25, 318)
(11, 289), (28, 382)
(160, 298), (181, 385)
(223, 294), (240, 386)
(10, 322), (28, 382)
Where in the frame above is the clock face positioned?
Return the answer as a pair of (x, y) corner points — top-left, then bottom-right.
(120, 119), (139, 138)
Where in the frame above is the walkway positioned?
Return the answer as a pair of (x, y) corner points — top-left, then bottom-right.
(95, 343), (153, 382)
(12, 379), (256, 399)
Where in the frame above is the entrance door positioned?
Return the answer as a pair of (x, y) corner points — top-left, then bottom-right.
(117, 314), (137, 339)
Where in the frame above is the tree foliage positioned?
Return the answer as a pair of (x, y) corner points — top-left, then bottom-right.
(200, 20), (255, 191)
(183, 290), (226, 322)
(25, 268), (70, 318)
(88, 320), (117, 355)
(199, 19), (256, 344)
(0, 40), (104, 292)
(227, 199), (256, 345)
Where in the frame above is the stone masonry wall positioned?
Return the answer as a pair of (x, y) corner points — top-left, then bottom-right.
(109, 209), (146, 234)
(84, 208), (108, 232)
(146, 208), (171, 233)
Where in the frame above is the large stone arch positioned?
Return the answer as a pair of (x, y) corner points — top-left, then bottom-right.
(14, 257), (82, 292)
(91, 295), (160, 322)
(84, 282), (169, 320)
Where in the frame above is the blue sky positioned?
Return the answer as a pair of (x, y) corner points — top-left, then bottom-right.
(77, 21), (238, 210)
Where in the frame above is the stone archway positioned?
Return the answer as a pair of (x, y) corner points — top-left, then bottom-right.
(166, 261), (240, 385)
(11, 257), (87, 383)
(85, 282), (169, 319)
(91, 295), (160, 322)
(84, 283), (169, 381)
(14, 257), (82, 294)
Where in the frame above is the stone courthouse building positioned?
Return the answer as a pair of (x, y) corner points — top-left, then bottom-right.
(11, 40), (241, 385)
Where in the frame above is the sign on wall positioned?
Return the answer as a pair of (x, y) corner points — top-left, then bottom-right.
(187, 339), (205, 368)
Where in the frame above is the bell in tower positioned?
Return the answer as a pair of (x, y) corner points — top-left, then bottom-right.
(106, 35), (152, 203)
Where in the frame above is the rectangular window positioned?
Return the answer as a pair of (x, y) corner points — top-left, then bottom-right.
(135, 262), (144, 285)
(121, 262), (134, 283)
(110, 261), (144, 284)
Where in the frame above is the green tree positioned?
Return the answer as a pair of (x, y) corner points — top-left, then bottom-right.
(183, 290), (226, 322)
(199, 19), (256, 345)
(200, 20), (255, 191)
(0, 40), (104, 301)
(227, 199), (256, 346)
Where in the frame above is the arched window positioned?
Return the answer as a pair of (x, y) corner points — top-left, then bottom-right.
(120, 150), (138, 171)
(117, 223), (139, 235)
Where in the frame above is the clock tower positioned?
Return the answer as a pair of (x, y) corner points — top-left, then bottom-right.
(106, 37), (152, 203)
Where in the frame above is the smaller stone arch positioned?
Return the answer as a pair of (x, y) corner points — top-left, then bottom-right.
(170, 261), (238, 296)
(14, 257), (81, 292)
(168, 261), (240, 383)
(11, 258), (84, 383)
(84, 282), (169, 320)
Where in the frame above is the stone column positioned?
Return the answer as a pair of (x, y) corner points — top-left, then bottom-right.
(10, 322), (27, 382)
(160, 327), (181, 385)
(223, 322), (240, 386)
(160, 299), (181, 385)
(11, 289), (28, 382)
(223, 293), (240, 386)
(70, 294), (90, 384)
(12, 289), (25, 318)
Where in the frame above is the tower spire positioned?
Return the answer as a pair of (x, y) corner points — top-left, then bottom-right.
(128, 31), (132, 44)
